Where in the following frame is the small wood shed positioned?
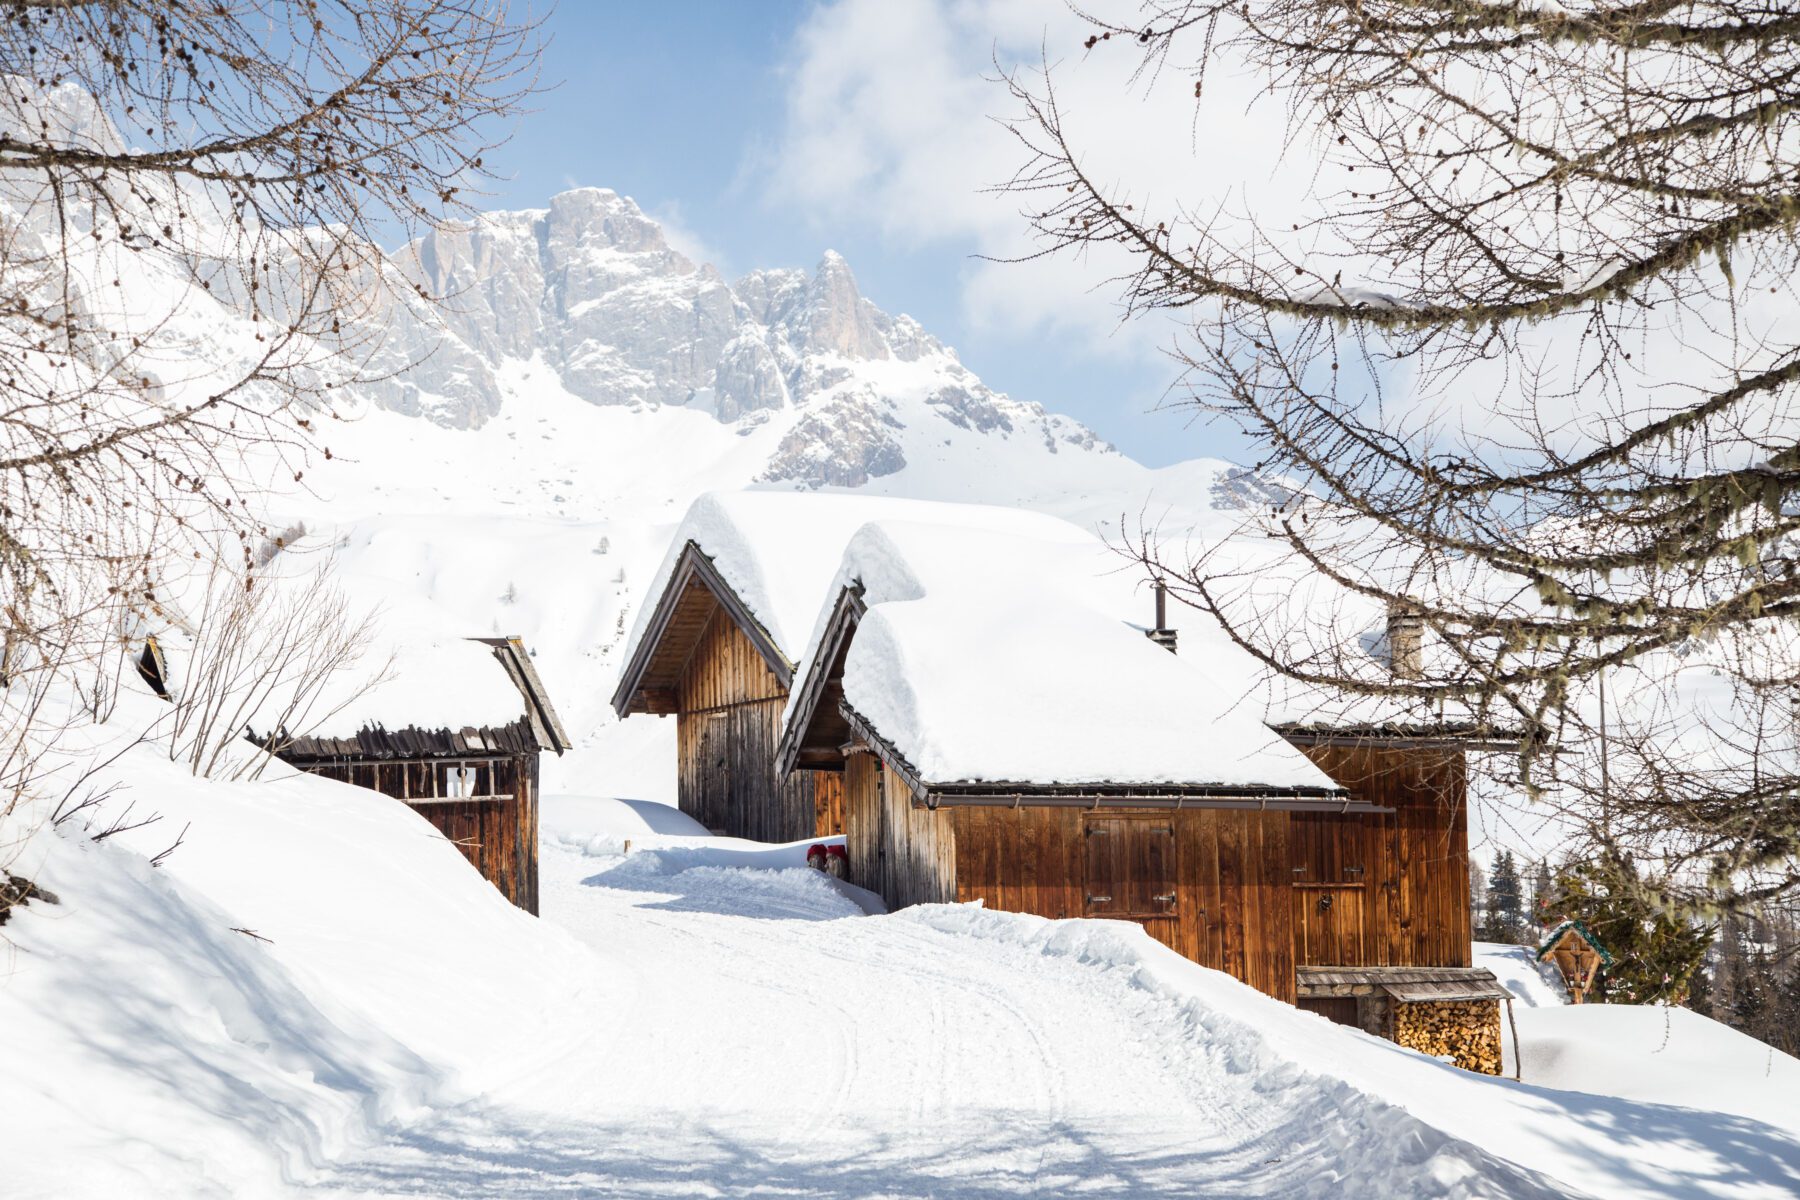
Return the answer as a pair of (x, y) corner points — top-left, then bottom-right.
(611, 539), (844, 842)
(265, 636), (569, 914)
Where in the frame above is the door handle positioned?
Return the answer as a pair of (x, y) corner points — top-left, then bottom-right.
(1087, 894), (1112, 904)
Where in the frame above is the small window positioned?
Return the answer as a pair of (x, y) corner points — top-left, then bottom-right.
(444, 766), (480, 798)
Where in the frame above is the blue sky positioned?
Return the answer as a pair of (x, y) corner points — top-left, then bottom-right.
(475, 1), (1244, 468)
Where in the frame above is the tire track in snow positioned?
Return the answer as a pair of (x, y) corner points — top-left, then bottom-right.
(314, 843), (1581, 1199)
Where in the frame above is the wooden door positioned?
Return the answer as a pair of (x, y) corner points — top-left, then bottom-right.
(699, 712), (729, 833)
(1293, 885), (1366, 966)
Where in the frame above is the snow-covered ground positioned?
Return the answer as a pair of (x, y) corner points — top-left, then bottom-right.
(7, 780), (1800, 1198)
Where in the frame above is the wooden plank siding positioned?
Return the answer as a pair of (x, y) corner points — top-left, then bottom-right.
(843, 749), (958, 908)
(1291, 744), (1472, 969)
(295, 752), (540, 914)
(674, 608), (843, 842)
(828, 730), (1470, 1008)
(875, 801), (1297, 1003)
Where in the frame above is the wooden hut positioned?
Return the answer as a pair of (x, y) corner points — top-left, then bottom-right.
(611, 492), (1034, 844)
(265, 636), (570, 914)
(773, 512), (1512, 1072)
(611, 538), (843, 842)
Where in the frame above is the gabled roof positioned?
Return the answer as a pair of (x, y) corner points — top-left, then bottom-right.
(609, 541), (791, 717)
(612, 491), (1096, 720)
(777, 513), (1343, 798)
(1537, 919), (1615, 966)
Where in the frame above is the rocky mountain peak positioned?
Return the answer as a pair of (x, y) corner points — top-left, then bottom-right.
(374, 188), (1114, 487)
(544, 188), (678, 260)
(800, 250), (889, 361)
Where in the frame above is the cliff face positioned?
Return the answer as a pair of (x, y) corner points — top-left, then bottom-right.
(380, 188), (1115, 487)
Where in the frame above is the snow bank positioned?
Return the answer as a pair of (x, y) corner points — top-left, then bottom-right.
(1, 712), (612, 1197)
(1510, 1004), (1800, 1129)
(798, 514), (1337, 788)
(901, 904), (1800, 1200)
(0, 822), (434, 1198)
(543, 794), (886, 916)
(1476, 941), (1571, 1007)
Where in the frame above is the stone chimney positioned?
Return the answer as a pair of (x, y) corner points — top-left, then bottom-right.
(1146, 579), (1178, 654)
(1386, 602), (1424, 680)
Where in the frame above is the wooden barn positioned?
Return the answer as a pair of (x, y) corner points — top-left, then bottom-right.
(611, 536), (844, 843)
(265, 636), (570, 914)
(770, 513), (1511, 1072)
(610, 492), (1037, 844)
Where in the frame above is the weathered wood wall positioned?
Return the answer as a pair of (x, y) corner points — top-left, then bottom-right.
(843, 749), (957, 908)
(675, 608), (843, 842)
(833, 734), (1469, 1005)
(298, 753), (539, 915)
(1291, 744), (1471, 969)
(950, 806), (1296, 1002)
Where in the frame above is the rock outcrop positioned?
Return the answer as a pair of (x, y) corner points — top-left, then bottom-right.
(383, 188), (1117, 485)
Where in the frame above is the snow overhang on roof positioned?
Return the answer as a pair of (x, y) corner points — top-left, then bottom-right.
(250, 635), (567, 757)
(778, 513), (1344, 799)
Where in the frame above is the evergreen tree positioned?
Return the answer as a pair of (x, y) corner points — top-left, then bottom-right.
(1777, 959), (1800, 1057)
(1530, 860), (1555, 935)
(1469, 860), (1489, 940)
(1487, 852), (1525, 944)
(1733, 948), (1778, 1044)
(1714, 919), (1749, 1020)
(1684, 961), (1715, 1021)
(1553, 860), (1713, 1005)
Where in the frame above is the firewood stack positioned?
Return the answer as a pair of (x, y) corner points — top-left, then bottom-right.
(1393, 999), (1504, 1075)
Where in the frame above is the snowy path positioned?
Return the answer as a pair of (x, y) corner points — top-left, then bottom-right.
(312, 836), (1572, 1199)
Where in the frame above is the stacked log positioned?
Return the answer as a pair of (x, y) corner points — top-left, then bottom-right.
(1393, 999), (1504, 1075)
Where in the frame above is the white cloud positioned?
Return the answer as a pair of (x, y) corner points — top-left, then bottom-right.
(766, 0), (1300, 358)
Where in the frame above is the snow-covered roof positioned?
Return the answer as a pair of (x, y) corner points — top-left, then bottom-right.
(613, 491), (1092, 715)
(310, 635), (531, 734)
(779, 509), (1341, 792)
(143, 615), (556, 745)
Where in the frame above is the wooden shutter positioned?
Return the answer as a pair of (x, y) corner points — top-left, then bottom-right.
(1130, 821), (1178, 918)
(1085, 818), (1177, 918)
(1084, 820), (1125, 914)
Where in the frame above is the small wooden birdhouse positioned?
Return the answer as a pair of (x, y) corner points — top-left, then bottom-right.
(1536, 920), (1614, 1004)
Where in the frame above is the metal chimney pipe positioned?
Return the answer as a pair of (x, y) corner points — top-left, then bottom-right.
(1147, 579), (1178, 654)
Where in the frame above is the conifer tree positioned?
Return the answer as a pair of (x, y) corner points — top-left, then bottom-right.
(1529, 860), (1555, 936)
(1487, 852), (1525, 944)
(1556, 860), (1714, 1004)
